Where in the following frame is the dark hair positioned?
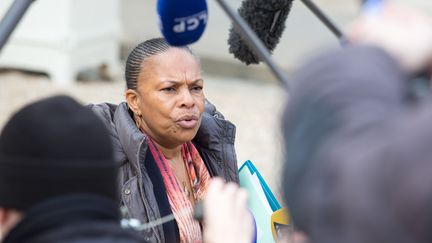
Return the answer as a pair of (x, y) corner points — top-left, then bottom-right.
(125, 37), (197, 90)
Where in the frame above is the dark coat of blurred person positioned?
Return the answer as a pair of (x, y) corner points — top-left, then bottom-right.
(0, 96), (144, 243)
(90, 38), (238, 242)
(281, 3), (432, 243)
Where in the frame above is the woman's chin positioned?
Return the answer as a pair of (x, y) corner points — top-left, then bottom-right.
(173, 129), (199, 144)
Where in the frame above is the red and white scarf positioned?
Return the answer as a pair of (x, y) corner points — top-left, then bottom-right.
(147, 137), (211, 243)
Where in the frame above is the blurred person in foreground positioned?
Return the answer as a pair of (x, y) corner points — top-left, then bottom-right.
(0, 95), (142, 243)
(281, 2), (432, 243)
(0, 96), (253, 243)
(90, 37), (239, 242)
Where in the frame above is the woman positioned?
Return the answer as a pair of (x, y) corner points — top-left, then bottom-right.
(90, 38), (238, 243)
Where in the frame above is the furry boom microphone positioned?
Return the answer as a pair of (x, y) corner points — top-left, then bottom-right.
(227, 0), (347, 65)
(228, 0), (294, 65)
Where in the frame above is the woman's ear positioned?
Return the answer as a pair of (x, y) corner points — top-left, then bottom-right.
(125, 89), (141, 114)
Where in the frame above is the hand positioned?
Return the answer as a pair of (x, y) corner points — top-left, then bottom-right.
(348, 3), (432, 72)
(203, 178), (254, 243)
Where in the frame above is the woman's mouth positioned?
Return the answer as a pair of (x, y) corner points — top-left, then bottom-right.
(176, 115), (199, 129)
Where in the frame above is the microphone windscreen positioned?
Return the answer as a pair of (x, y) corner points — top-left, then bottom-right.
(228, 0), (293, 65)
(157, 0), (208, 47)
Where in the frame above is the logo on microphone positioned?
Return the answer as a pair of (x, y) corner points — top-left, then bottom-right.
(173, 11), (208, 33)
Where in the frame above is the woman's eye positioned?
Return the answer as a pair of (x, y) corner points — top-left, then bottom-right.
(161, 87), (176, 93)
(191, 86), (203, 92)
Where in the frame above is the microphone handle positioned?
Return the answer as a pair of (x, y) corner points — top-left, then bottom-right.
(0, 0), (35, 54)
(300, 0), (347, 44)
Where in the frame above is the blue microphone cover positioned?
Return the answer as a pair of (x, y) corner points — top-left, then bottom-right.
(157, 0), (208, 46)
(363, 0), (384, 15)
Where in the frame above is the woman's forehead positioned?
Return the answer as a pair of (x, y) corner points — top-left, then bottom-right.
(140, 49), (201, 83)
(157, 48), (197, 62)
(149, 48), (200, 72)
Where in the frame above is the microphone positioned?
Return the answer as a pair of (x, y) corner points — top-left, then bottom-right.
(226, 0), (347, 66)
(157, 0), (208, 47)
(362, 0), (384, 15)
(227, 0), (294, 65)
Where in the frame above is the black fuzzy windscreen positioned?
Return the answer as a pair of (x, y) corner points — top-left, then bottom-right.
(228, 0), (294, 65)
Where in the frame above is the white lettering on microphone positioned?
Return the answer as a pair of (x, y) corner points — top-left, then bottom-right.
(173, 11), (208, 33)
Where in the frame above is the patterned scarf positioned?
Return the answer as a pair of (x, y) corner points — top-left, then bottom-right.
(147, 137), (211, 243)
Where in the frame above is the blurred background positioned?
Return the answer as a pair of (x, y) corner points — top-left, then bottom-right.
(0, 0), (431, 195)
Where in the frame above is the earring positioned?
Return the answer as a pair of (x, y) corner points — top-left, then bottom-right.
(134, 113), (142, 128)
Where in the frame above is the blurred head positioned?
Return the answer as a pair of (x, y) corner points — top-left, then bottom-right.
(0, 95), (118, 237)
(281, 104), (432, 243)
(125, 38), (205, 149)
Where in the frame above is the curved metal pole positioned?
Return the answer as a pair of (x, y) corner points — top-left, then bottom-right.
(0, 0), (35, 54)
(300, 0), (346, 43)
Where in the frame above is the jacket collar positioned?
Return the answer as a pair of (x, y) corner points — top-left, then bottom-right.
(113, 102), (147, 172)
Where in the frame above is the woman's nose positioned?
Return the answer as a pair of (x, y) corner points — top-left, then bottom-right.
(179, 89), (195, 108)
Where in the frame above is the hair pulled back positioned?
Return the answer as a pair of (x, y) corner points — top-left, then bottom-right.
(125, 38), (195, 90)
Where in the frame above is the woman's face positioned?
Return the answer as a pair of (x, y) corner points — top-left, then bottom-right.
(134, 48), (205, 148)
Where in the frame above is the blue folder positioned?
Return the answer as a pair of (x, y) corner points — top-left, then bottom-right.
(239, 160), (281, 211)
(239, 160), (283, 243)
